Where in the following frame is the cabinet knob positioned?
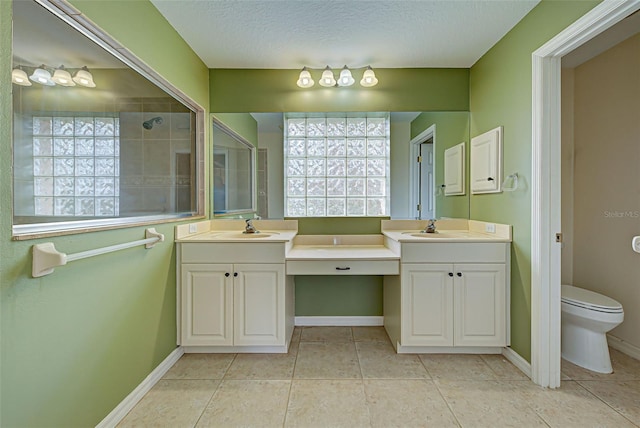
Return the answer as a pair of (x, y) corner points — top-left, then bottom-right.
(233, 272), (238, 277)
(448, 272), (454, 277)
(457, 272), (462, 277)
(487, 177), (494, 181)
(225, 272), (230, 277)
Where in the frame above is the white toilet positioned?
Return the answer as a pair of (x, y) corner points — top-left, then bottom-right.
(561, 284), (624, 373)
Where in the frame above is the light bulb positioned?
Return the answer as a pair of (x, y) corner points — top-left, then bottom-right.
(296, 67), (314, 88)
(319, 66), (336, 87)
(360, 66), (378, 87)
(12, 68), (32, 86)
(337, 66), (354, 87)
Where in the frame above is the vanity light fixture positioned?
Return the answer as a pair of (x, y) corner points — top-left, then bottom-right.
(11, 67), (31, 86)
(296, 65), (378, 88)
(72, 66), (96, 88)
(319, 66), (337, 87)
(337, 65), (355, 87)
(296, 67), (315, 88)
(12, 65), (96, 88)
(360, 66), (378, 87)
(51, 65), (76, 86)
(29, 65), (55, 86)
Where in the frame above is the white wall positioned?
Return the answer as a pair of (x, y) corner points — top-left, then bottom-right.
(563, 34), (640, 349)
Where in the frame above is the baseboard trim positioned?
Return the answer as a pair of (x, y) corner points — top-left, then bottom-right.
(295, 316), (383, 326)
(502, 347), (532, 379)
(608, 334), (640, 360)
(96, 346), (184, 428)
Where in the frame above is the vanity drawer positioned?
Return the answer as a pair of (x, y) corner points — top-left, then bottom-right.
(401, 242), (508, 263)
(180, 243), (286, 264)
(286, 259), (399, 275)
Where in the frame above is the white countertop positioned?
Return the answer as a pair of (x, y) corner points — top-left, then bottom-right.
(176, 230), (298, 243)
(382, 229), (511, 243)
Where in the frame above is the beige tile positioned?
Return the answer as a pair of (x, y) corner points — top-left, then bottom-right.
(291, 326), (302, 343)
(481, 354), (530, 380)
(357, 342), (429, 379)
(352, 326), (392, 343)
(514, 380), (636, 427)
(561, 348), (640, 381)
(225, 353), (296, 380)
(364, 379), (458, 427)
(300, 326), (353, 342)
(436, 380), (547, 427)
(285, 380), (370, 427)
(117, 380), (218, 428)
(196, 380), (290, 428)
(578, 380), (640, 423)
(294, 342), (361, 379)
(420, 354), (496, 381)
(163, 353), (235, 380)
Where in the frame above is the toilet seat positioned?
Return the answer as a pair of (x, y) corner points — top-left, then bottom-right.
(561, 284), (623, 314)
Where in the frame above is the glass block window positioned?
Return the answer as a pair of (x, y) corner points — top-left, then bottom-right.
(32, 116), (120, 217)
(284, 113), (390, 217)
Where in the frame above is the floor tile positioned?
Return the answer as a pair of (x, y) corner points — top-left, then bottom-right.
(224, 352), (296, 380)
(481, 354), (530, 380)
(436, 380), (547, 427)
(514, 380), (636, 427)
(196, 380), (290, 428)
(364, 379), (458, 427)
(352, 326), (391, 343)
(117, 380), (219, 428)
(163, 353), (236, 380)
(294, 342), (361, 379)
(285, 380), (370, 427)
(357, 342), (429, 379)
(300, 326), (353, 342)
(578, 380), (640, 424)
(561, 348), (640, 381)
(420, 354), (496, 381)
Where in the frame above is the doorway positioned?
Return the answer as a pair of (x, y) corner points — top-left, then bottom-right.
(409, 125), (436, 220)
(531, 0), (640, 388)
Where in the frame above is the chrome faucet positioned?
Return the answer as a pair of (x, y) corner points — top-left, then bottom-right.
(244, 219), (258, 234)
(422, 219), (437, 233)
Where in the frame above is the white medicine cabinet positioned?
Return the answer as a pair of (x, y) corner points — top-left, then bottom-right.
(470, 126), (503, 194)
(444, 142), (466, 196)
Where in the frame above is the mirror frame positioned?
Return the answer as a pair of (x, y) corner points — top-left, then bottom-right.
(11, 0), (206, 239)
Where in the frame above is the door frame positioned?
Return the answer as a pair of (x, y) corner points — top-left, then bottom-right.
(409, 125), (436, 219)
(530, 0), (640, 388)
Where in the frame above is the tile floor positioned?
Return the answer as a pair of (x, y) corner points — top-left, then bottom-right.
(119, 327), (640, 427)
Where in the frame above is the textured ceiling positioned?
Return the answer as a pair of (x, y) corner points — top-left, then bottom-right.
(150, 0), (540, 69)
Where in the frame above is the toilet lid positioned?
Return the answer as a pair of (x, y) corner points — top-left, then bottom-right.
(561, 284), (623, 312)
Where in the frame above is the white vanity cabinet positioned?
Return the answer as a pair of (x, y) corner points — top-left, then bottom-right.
(385, 241), (510, 353)
(177, 242), (294, 352)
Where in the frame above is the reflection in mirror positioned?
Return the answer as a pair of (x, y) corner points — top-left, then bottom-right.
(212, 120), (255, 215)
(11, 0), (201, 237)
(215, 112), (470, 220)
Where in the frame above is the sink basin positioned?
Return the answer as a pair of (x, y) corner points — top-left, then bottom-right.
(218, 232), (274, 239)
(402, 232), (461, 239)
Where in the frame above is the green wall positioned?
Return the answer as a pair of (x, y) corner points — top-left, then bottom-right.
(0, 1), (209, 426)
(468, 0), (599, 361)
(411, 112), (471, 219)
(210, 68), (470, 112)
(213, 112), (258, 146)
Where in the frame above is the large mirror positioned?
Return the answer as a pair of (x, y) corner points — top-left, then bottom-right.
(212, 118), (255, 215)
(212, 112), (470, 220)
(11, 0), (203, 237)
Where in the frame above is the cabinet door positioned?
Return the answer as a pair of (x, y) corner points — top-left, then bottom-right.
(453, 264), (506, 346)
(233, 264), (285, 346)
(401, 264), (454, 346)
(181, 264), (233, 346)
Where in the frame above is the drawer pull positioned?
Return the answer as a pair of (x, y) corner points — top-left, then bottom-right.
(335, 267), (351, 271)
(448, 272), (454, 277)
(233, 272), (238, 277)
(225, 272), (230, 277)
(457, 272), (462, 277)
